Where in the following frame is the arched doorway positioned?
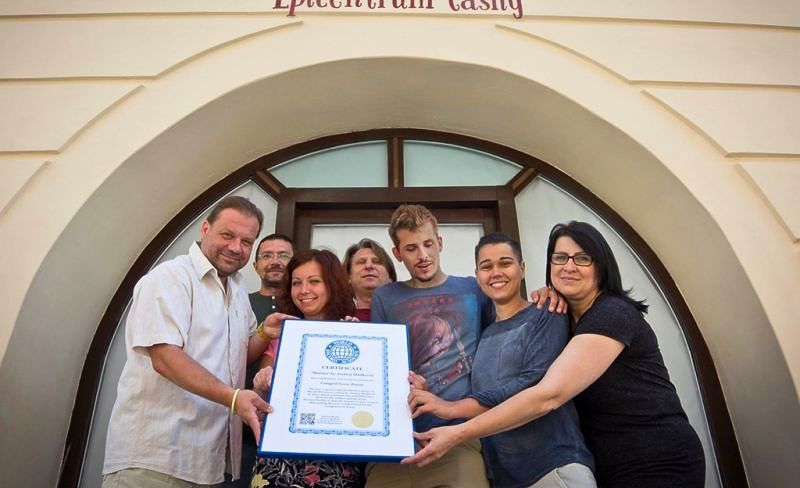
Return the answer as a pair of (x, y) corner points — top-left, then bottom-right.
(63, 130), (741, 487)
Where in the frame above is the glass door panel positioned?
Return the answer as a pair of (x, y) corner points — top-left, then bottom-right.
(310, 223), (484, 281)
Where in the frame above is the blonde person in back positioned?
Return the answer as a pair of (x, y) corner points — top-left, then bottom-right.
(342, 238), (397, 321)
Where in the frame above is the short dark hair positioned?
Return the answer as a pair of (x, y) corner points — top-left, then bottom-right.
(342, 238), (398, 282)
(280, 249), (355, 320)
(206, 196), (263, 234)
(545, 221), (647, 313)
(474, 232), (523, 264)
(255, 233), (294, 261)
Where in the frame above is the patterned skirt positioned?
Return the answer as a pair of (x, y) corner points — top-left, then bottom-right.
(250, 457), (365, 488)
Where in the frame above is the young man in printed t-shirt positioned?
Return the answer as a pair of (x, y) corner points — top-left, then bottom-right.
(367, 204), (493, 488)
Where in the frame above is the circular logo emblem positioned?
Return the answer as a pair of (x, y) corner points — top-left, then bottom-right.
(325, 340), (360, 364)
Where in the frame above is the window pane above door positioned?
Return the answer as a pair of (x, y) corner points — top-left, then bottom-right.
(310, 223), (484, 281)
(269, 141), (388, 188)
(404, 140), (521, 187)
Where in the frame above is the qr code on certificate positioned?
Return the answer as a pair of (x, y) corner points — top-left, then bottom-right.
(299, 413), (315, 425)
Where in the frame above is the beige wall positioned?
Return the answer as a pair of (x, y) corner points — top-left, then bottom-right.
(1, 2), (798, 486)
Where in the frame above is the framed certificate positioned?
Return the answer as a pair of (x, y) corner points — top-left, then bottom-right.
(258, 319), (415, 462)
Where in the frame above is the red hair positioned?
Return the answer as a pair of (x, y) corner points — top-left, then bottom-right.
(280, 249), (355, 320)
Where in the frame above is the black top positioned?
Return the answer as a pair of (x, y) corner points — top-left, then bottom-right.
(249, 292), (279, 324)
(574, 294), (705, 488)
(246, 293), (279, 392)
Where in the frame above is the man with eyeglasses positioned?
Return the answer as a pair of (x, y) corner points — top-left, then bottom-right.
(251, 233), (295, 320)
(218, 233), (296, 488)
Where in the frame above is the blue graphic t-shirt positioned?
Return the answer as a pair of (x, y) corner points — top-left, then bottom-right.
(371, 276), (494, 432)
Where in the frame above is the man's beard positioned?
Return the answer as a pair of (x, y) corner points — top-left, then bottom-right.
(262, 276), (282, 289)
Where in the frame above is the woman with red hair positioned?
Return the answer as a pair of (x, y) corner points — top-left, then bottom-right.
(250, 249), (363, 488)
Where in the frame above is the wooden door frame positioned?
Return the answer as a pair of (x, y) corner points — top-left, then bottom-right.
(59, 129), (746, 488)
(273, 186), (519, 250)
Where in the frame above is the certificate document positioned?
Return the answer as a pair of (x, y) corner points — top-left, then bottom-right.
(258, 319), (415, 462)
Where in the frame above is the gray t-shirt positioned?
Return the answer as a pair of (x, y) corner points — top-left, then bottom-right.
(371, 276), (494, 432)
(470, 304), (594, 487)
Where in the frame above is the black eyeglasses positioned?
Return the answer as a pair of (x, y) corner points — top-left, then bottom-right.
(550, 252), (593, 267)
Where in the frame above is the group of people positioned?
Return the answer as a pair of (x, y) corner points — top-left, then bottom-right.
(102, 196), (705, 488)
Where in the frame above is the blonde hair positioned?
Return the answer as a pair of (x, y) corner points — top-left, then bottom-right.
(388, 204), (438, 246)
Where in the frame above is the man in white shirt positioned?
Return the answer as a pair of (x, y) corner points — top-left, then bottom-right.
(103, 196), (288, 487)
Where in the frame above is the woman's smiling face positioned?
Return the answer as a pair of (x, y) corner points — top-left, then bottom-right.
(290, 260), (329, 320)
(475, 242), (524, 305)
(550, 235), (599, 302)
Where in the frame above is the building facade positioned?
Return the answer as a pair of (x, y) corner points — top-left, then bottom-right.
(1, 1), (799, 487)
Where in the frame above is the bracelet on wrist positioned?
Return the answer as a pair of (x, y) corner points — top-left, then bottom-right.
(257, 321), (271, 342)
(230, 388), (240, 415)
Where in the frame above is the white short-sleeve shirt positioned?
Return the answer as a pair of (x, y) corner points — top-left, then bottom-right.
(103, 242), (257, 484)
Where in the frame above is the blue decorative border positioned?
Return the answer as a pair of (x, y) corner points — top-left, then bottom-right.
(289, 333), (390, 437)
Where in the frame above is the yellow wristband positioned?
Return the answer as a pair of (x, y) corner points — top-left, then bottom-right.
(257, 321), (271, 342)
(230, 388), (240, 415)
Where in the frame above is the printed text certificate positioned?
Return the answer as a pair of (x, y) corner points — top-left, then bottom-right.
(258, 319), (415, 462)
